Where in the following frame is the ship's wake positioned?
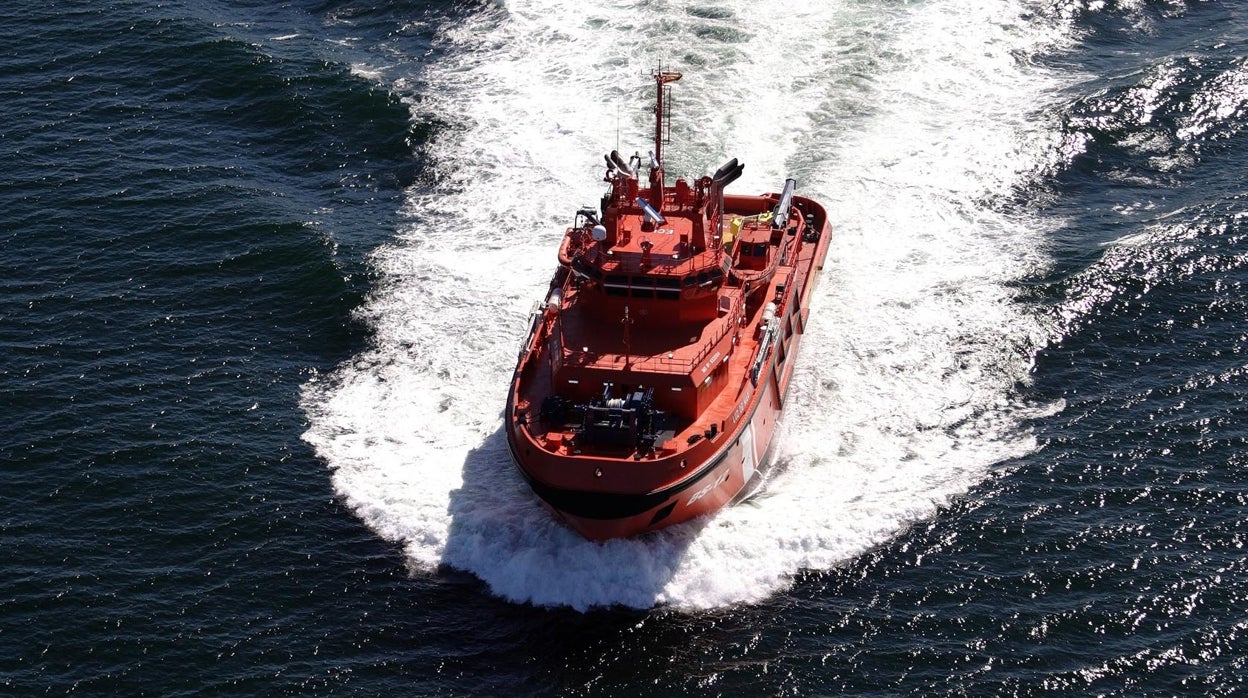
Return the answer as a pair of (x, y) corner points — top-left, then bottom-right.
(302, 0), (1076, 610)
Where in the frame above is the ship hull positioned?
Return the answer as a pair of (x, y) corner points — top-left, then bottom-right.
(506, 212), (831, 540)
(507, 363), (781, 540)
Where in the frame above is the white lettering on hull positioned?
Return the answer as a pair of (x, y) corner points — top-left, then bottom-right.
(741, 423), (756, 485)
(687, 468), (730, 507)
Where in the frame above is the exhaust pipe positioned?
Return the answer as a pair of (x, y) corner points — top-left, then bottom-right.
(609, 150), (634, 177)
(713, 158), (744, 187)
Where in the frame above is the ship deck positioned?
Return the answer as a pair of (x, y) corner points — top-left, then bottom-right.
(554, 291), (733, 375)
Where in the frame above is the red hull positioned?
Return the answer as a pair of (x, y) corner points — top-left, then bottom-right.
(505, 72), (832, 540)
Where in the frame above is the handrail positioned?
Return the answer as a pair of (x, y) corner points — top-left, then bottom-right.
(555, 294), (742, 375)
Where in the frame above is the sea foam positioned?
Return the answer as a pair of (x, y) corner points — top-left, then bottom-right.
(302, 0), (1073, 610)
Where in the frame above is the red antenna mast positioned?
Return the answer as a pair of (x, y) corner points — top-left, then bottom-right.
(653, 70), (682, 167)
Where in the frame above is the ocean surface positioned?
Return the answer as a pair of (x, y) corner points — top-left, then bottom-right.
(5, 0), (1248, 694)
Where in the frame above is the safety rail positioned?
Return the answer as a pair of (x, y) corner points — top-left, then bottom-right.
(556, 293), (742, 375)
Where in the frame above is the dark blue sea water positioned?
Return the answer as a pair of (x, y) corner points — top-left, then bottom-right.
(5, 0), (1248, 694)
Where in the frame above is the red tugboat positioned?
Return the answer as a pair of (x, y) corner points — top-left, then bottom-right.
(506, 71), (832, 540)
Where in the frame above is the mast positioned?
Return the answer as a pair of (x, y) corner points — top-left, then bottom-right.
(651, 70), (682, 212)
(653, 70), (682, 166)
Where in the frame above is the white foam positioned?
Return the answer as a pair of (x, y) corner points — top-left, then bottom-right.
(301, 0), (1074, 610)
